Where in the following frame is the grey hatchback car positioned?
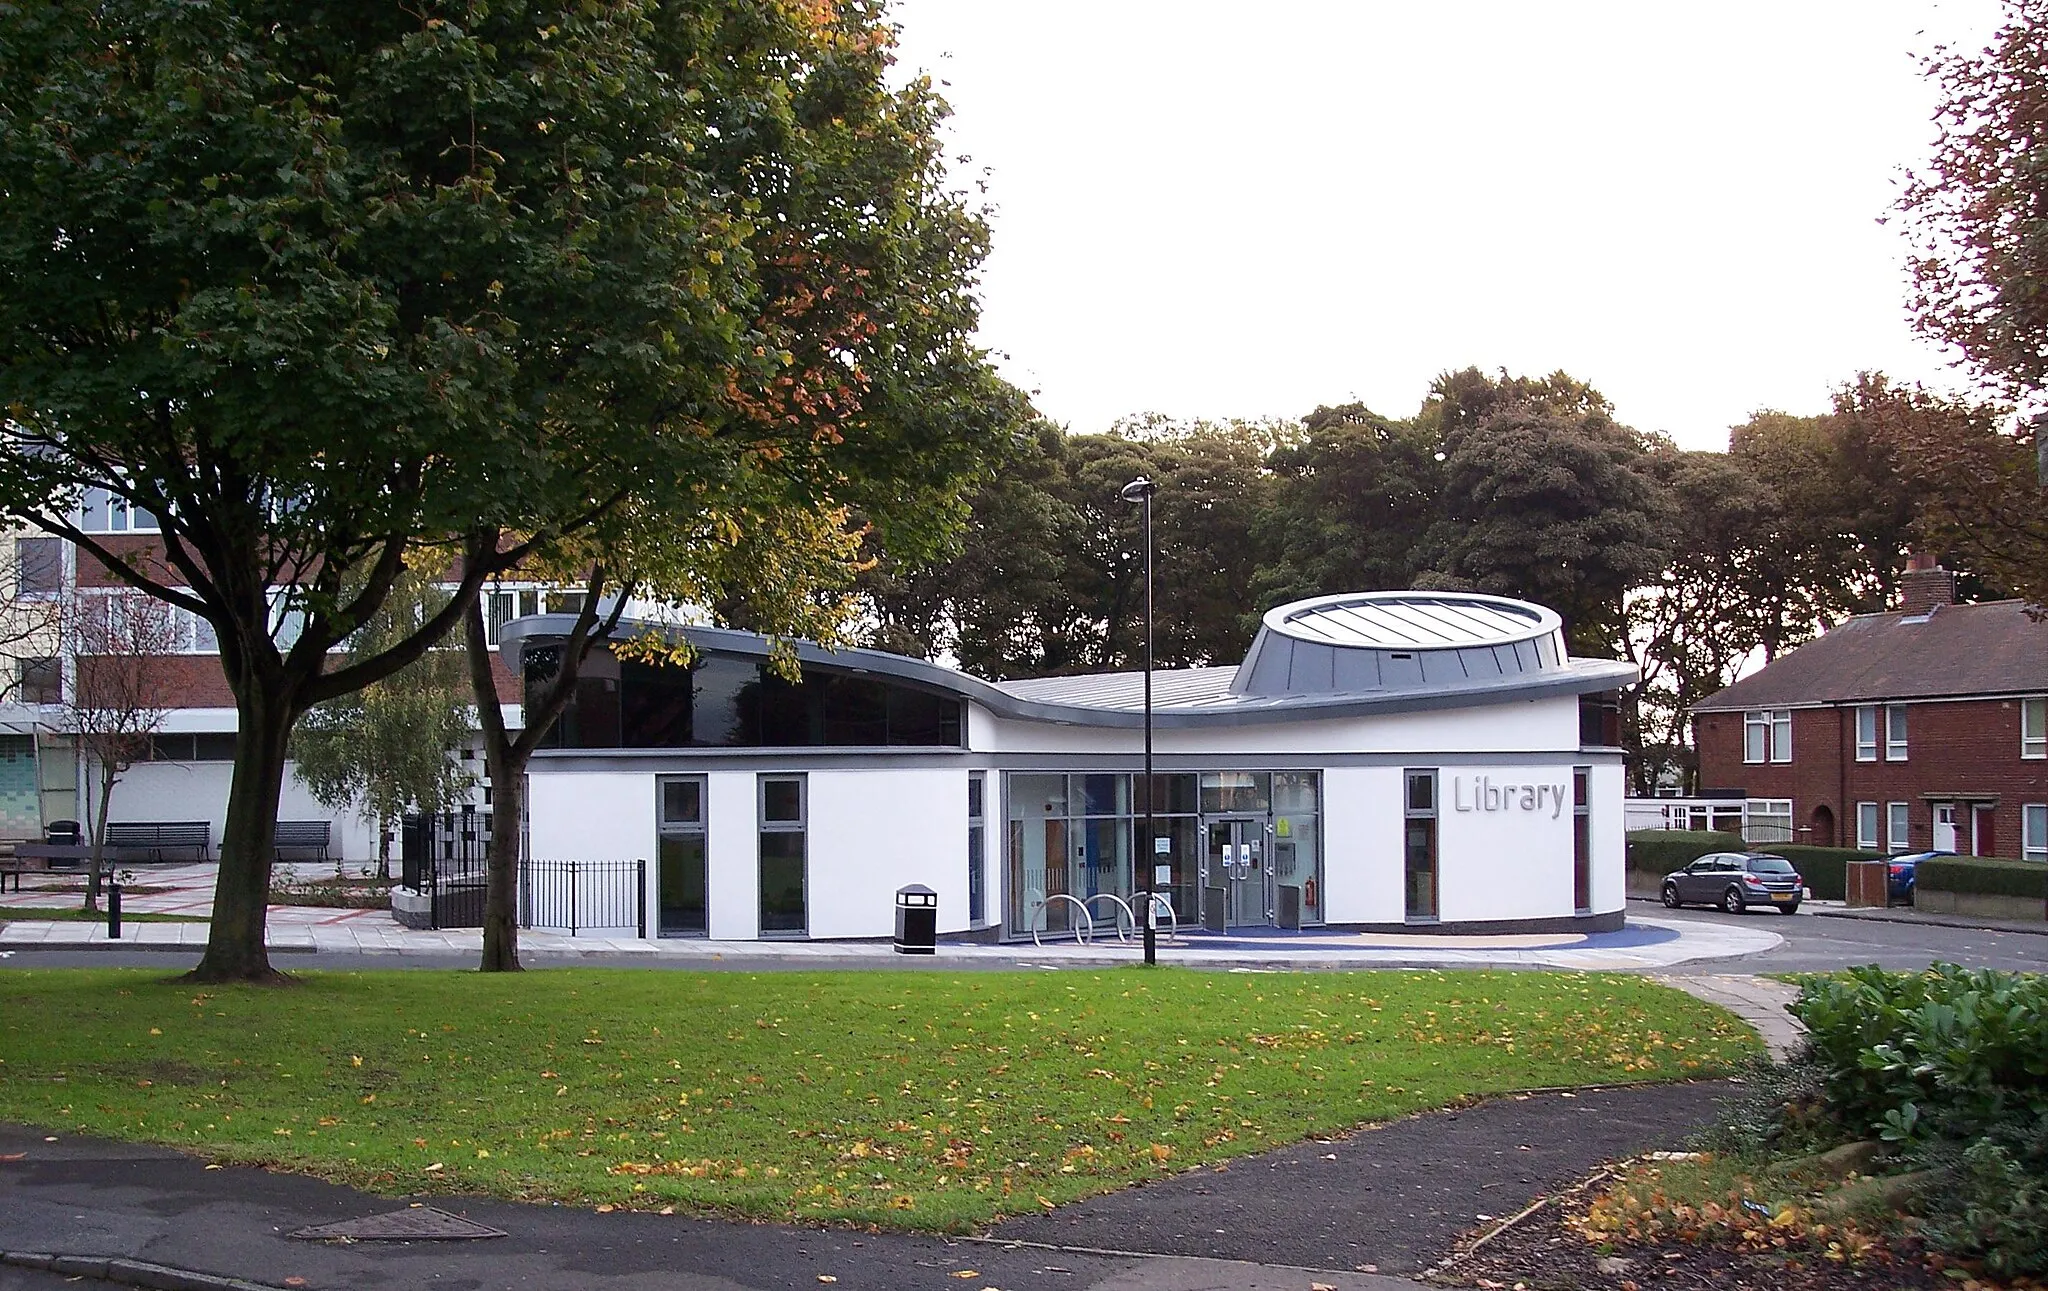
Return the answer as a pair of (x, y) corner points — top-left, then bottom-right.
(1660, 851), (1804, 914)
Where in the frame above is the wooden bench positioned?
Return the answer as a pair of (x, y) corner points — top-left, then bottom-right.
(103, 821), (213, 863)
(273, 820), (332, 864)
(0, 851), (50, 892)
(9, 841), (153, 874)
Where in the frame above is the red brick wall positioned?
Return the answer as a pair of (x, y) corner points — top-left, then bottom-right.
(1696, 699), (2048, 858)
(67, 539), (522, 713)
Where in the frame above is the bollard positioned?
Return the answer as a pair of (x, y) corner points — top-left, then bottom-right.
(107, 880), (122, 940)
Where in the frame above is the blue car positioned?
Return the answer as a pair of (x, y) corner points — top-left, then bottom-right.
(1884, 850), (1953, 904)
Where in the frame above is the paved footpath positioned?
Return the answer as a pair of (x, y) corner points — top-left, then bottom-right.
(0, 1080), (1739, 1291)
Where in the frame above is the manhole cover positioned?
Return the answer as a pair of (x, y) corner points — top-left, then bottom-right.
(290, 1206), (507, 1241)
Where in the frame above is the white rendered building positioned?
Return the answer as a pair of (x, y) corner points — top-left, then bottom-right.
(505, 591), (1638, 942)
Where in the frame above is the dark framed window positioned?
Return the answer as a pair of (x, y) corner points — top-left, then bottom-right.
(15, 538), (61, 600)
(16, 656), (60, 704)
(1573, 767), (1591, 914)
(968, 773), (987, 926)
(657, 776), (708, 937)
(1404, 769), (1438, 920)
(758, 774), (807, 935)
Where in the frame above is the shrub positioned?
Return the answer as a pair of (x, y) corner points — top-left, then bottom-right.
(1787, 964), (2048, 1275)
(1767, 844), (1885, 902)
(1916, 854), (2048, 901)
(1625, 830), (1745, 881)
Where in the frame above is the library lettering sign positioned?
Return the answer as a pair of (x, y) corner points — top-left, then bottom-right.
(1451, 775), (1569, 819)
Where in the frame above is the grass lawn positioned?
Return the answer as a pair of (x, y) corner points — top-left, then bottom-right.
(0, 907), (208, 924)
(0, 967), (1759, 1230)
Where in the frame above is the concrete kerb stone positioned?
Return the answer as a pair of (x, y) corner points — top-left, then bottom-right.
(5, 1250), (286, 1291)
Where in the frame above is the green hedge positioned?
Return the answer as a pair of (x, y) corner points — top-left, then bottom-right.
(1625, 830), (1745, 880)
(1918, 855), (2048, 900)
(1764, 844), (1886, 902)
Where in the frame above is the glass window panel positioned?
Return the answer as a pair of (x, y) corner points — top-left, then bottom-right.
(1856, 706), (1878, 760)
(758, 832), (806, 932)
(1078, 773), (1128, 816)
(967, 774), (984, 819)
(16, 538), (61, 598)
(1857, 802), (1879, 849)
(1886, 705), (1908, 759)
(661, 779), (703, 827)
(1201, 772), (1269, 814)
(2024, 804), (2047, 860)
(762, 777), (803, 824)
(620, 659), (695, 748)
(658, 834), (708, 936)
(518, 590), (540, 619)
(1273, 771), (1319, 814)
(1888, 802), (1910, 851)
(1771, 710), (1792, 762)
(754, 672), (811, 746)
(1008, 774), (1067, 820)
(884, 684), (960, 746)
(1405, 769), (1435, 814)
(1135, 773), (1198, 815)
(822, 675), (888, 745)
(2023, 699), (2047, 758)
(1744, 715), (1766, 763)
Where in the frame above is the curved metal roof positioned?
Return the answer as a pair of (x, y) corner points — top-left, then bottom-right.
(1232, 591), (1572, 698)
(501, 596), (1634, 732)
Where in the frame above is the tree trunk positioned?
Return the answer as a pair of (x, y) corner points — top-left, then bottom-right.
(83, 758), (116, 915)
(187, 690), (296, 984)
(479, 738), (524, 972)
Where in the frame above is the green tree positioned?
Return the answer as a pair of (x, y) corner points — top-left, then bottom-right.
(292, 572), (474, 880)
(1419, 370), (1674, 657)
(0, 0), (1011, 981)
(1901, 0), (2048, 401)
(1251, 401), (1444, 612)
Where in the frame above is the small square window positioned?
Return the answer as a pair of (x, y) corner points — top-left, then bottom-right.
(661, 779), (703, 827)
(16, 657), (60, 704)
(1405, 770), (1435, 815)
(761, 776), (804, 825)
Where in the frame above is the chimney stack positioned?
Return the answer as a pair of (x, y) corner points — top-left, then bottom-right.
(1899, 553), (1956, 616)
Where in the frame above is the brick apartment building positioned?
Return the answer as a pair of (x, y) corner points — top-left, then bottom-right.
(1693, 559), (2048, 862)
(0, 492), (537, 858)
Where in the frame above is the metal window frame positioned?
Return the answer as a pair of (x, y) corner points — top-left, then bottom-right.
(756, 772), (808, 937)
(967, 771), (987, 927)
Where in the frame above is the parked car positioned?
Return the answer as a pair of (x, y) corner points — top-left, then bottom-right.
(1660, 851), (1804, 914)
(1882, 850), (1953, 905)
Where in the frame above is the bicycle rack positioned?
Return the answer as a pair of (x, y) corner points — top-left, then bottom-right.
(1145, 892), (1179, 943)
(1083, 893), (1136, 942)
(1031, 893), (1094, 947)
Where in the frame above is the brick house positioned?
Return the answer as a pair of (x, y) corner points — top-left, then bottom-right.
(0, 490), (537, 858)
(1692, 560), (2048, 861)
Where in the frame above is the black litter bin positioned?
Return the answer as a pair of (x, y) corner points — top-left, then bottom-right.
(894, 884), (937, 955)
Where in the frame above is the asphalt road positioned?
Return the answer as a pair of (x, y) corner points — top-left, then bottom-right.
(1642, 904), (2048, 975)
(3, 907), (2043, 976)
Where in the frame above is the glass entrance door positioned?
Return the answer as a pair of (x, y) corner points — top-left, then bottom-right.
(1202, 817), (1269, 930)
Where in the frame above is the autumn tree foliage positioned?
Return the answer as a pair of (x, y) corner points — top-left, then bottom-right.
(0, 0), (1022, 981)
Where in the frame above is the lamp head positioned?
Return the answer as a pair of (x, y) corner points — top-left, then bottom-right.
(1119, 476), (1156, 503)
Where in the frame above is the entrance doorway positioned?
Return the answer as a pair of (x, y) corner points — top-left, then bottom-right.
(1201, 817), (1268, 931)
(1933, 802), (1958, 852)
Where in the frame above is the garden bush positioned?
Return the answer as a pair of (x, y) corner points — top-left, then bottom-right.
(1766, 844), (1884, 902)
(1916, 854), (2048, 900)
(1785, 964), (2048, 1276)
(1624, 830), (1744, 882)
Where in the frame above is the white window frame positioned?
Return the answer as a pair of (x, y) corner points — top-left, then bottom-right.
(2025, 804), (2048, 863)
(1744, 798), (1793, 845)
(73, 588), (217, 655)
(1884, 704), (1908, 762)
(1854, 705), (1878, 762)
(2023, 698), (2046, 761)
(1887, 801), (1910, 853)
(1855, 801), (1879, 850)
(1744, 709), (1792, 764)
(72, 485), (162, 534)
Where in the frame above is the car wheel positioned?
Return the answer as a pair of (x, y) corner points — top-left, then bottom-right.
(1780, 901), (1800, 915)
(1661, 881), (1683, 909)
(1721, 885), (1746, 914)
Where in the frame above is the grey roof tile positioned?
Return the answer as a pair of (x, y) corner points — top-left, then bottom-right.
(1695, 600), (2048, 711)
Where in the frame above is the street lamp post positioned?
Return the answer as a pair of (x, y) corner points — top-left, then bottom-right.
(1119, 475), (1158, 965)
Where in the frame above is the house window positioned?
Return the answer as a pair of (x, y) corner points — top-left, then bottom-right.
(1746, 798), (1793, 845)
(1888, 802), (1910, 853)
(2023, 698), (2046, 760)
(15, 537), (62, 600)
(1403, 769), (1438, 920)
(1744, 710), (1791, 764)
(16, 657), (60, 704)
(1572, 767), (1591, 914)
(73, 486), (160, 534)
(758, 774), (807, 936)
(1854, 706), (1878, 762)
(1885, 704), (1908, 761)
(1856, 802), (1879, 850)
(968, 772), (987, 926)
(2025, 804), (2048, 862)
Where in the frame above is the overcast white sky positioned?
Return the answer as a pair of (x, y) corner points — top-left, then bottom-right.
(888, 1), (2000, 451)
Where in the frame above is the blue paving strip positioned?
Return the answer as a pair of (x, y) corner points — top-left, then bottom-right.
(1169, 921), (1683, 952)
